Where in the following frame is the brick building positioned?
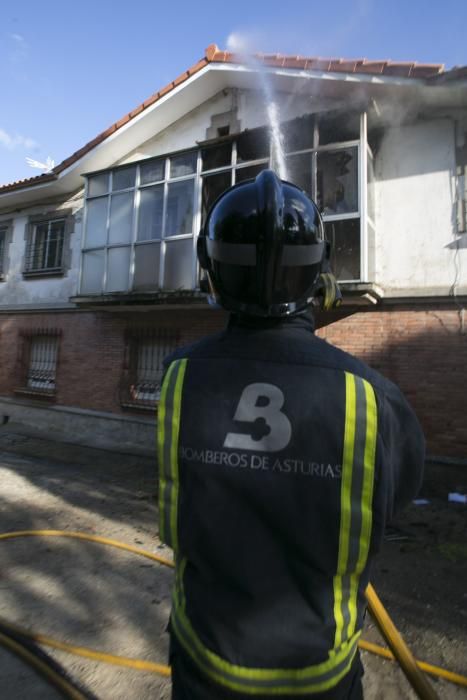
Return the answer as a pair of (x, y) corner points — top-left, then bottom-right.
(0, 45), (466, 458)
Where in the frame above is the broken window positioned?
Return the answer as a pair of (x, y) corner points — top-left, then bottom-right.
(324, 219), (360, 281)
(82, 111), (366, 295)
(317, 148), (358, 215)
(282, 115), (314, 153)
(317, 112), (360, 146)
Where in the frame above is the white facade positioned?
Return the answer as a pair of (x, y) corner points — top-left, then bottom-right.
(375, 118), (464, 295)
(0, 70), (466, 308)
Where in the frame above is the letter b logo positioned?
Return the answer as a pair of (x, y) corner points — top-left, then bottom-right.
(224, 383), (292, 452)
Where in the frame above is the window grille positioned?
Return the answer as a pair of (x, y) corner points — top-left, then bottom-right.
(26, 333), (59, 394)
(25, 219), (65, 273)
(121, 329), (180, 409)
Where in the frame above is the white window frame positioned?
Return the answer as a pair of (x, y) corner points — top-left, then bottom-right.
(25, 218), (66, 275)
(80, 111), (369, 294)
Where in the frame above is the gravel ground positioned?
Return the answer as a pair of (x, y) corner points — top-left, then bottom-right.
(0, 427), (466, 699)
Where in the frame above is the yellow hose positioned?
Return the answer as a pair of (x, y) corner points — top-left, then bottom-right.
(0, 530), (174, 568)
(1, 529), (466, 694)
(0, 617), (171, 677)
(358, 639), (467, 689)
(365, 583), (439, 699)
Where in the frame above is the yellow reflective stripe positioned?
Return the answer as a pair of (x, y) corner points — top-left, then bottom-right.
(169, 359), (188, 553)
(347, 380), (377, 639)
(360, 380), (377, 572)
(157, 361), (177, 545)
(334, 374), (378, 648)
(333, 372), (356, 650)
(172, 583), (360, 694)
(156, 359), (188, 550)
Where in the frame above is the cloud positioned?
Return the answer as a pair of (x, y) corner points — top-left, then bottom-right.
(8, 32), (28, 63)
(0, 127), (38, 151)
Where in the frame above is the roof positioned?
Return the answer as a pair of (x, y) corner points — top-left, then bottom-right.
(0, 44), (460, 195)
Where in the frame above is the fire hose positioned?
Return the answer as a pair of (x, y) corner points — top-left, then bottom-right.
(1, 530), (466, 699)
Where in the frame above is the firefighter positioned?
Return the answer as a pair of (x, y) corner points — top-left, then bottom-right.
(157, 170), (425, 699)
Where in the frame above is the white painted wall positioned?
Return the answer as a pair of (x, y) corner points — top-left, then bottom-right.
(0, 195), (83, 308)
(375, 118), (465, 292)
(1, 89), (465, 307)
(121, 88), (316, 163)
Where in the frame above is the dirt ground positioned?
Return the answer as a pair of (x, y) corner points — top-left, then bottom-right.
(0, 425), (466, 699)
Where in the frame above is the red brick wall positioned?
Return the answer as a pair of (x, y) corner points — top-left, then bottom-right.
(0, 304), (466, 458)
(0, 308), (226, 413)
(315, 304), (467, 459)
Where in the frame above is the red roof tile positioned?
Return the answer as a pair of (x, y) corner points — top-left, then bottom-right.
(0, 44), (453, 195)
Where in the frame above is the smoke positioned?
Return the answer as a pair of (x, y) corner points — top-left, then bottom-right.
(225, 32), (288, 179)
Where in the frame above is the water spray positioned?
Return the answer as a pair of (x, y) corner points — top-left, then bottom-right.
(226, 34), (288, 180)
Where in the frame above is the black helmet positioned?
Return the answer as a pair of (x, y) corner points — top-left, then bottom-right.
(197, 169), (340, 317)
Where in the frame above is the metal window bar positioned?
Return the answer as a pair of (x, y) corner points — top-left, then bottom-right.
(26, 335), (59, 393)
(25, 220), (65, 272)
(122, 329), (180, 409)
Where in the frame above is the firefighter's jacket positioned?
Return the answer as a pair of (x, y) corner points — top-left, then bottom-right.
(157, 313), (425, 696)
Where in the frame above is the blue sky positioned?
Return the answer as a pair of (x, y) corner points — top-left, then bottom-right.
(1, 0), (467, 186)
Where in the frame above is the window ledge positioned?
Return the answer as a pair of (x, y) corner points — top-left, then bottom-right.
(23, 269), (64, 279)
(338, 282), (383, 306)
(70, 289), (207, 309)
(121, 401), (158, 414)
(14, 388), (56, 401)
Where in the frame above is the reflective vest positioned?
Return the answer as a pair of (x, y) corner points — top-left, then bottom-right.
(157, 316), (424, 696)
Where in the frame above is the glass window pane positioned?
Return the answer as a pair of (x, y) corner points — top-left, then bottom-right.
(30, 223), (48, 270)
(46, 221), (64, 268)
(283, 115), (314, 153)
(140, 158), (165, 185)
(112, 166), (136, 191)
(285, 153), (312, 196)
(87, 173), (109, 197)
(106, 246), (130, 292)
(324, 219), (360, 281)
(85, 198), (108, 247)
(138, 185), (164, 241)
(318, 112), (360, 146)
(237, 127), (270, 163)
(109, 192), (133, 245)
(164, 239), (193, 289)
(165, 180), (194, 237)
(81, 249), (105, 294)
(133, 243), (160, 290)
(201, 143), (232, 171)
(202, 172), (232, 224)
(318, 148), (358, 215)
(170, 152), (196, 178)
(235, 163), (268, 184)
